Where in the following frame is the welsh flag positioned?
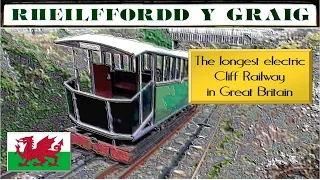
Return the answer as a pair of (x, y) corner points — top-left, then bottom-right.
(7, 132), (71, 171)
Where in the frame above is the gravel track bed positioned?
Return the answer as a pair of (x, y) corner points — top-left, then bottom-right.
(169, 105), (223, 179)
(128, 105), (218, 179)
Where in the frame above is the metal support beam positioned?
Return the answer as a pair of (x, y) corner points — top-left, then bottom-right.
(162, 56), (166, 81)
(138, 55), (143, 125)
(87, 50), (95, 93)
(72, 48), (80, 90)
(110, 53), (115, 71)
(151, 54), (156, 125)
(71, 92), (80, 122)
(132, 111), (154, 138)
(106, 101), (114, 133)
(180, 58), (184, 80)
(99, 50), (104, 64)
(169, 57), (173, 81)
(120, 54), (124, 69)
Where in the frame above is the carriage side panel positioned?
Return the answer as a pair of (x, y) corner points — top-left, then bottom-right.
(154, 80), (189, 124)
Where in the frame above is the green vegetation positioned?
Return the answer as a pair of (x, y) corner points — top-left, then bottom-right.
(280, 31), (320, 49)
(304, 31), (320, 49)
(221, 119), (234, 133)
(207, 118), (244, 178)
(140, 29), (172, 49)
(219, 129), (243, 149)
(208, 157), (232, 179)
(1, 30), (73, 164)
(280, 41), (303, 49)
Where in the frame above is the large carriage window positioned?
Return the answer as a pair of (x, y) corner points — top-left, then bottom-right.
(175, 58), (181, 80)
(183, 59), (188, 78)
(156, 55), (163, 82)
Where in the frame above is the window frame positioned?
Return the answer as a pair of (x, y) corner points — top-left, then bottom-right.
(104, 52), (135, 72)
(132, 51), (188, 86)
(155, 56), (188, 86)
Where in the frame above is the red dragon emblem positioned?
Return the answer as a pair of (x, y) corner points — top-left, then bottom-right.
(15, 135), (63, 167)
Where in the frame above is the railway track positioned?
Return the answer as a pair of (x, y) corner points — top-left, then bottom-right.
(191, 106), (226, 179)
(0, 172), (19, 179)
(125, 105), (222, 179)
(94, 163), (125, 179)
(1, 105), (202, 179)
(96, 105), (202, 179)
(153, 105), (223, 179)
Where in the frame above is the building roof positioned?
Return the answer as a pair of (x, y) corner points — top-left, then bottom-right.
(54, 34), (188, 59)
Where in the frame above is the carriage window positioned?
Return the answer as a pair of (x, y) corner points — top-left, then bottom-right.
(92, 51), (101, 64)
(105, 52), (111, 65)
(175, 58), (181, 80)
(132, 58), (137, 72)
(123, 55), (130, 71)
(143, 54), (151, 71)
(156, 55), (163, 82)
(163, 56), (171, 81)
(114, 54), (121, 69)
(180, 59), (185, 79)
(183, 59), (188, 78)
(170, 58), (176, 80)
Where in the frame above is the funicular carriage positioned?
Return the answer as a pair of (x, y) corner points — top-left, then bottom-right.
(54, 34), (193, 164)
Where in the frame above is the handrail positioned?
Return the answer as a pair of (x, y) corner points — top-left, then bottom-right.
(69, 115), (133, 140)
(64, 77), (153, 103)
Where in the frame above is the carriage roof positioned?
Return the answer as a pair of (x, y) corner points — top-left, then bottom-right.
(54, 34), (188, 59)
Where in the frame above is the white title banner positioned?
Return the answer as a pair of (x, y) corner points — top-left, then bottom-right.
(3, 4), (318, 26)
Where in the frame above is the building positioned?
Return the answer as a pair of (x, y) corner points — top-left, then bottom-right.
(167, 28), (286, 50)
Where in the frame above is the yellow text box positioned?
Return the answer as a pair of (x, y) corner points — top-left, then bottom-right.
(188, 49), (312, 104)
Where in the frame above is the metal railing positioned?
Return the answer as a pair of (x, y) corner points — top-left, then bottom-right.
(64, 77), (152, 103)
(64, 77), (153, 140)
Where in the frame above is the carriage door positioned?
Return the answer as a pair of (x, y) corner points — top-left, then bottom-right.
(90, 51), (112, 98)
